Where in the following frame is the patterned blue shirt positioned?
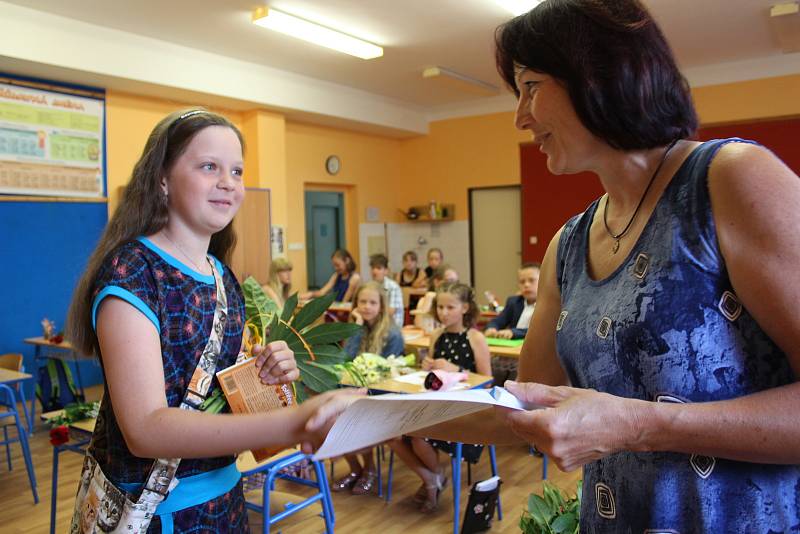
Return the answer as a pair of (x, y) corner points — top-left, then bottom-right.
(89, 237), (245, 484)
(555, 139), (799, 532)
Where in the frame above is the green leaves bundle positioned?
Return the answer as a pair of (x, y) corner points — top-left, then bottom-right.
(519, 481), (582, 534)
(204, 277), (360, 410)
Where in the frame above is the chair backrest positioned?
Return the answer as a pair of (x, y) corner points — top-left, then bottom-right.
(0, 353), (23, 372)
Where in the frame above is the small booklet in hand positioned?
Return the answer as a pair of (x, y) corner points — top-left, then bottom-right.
(216, 357), (294, 462)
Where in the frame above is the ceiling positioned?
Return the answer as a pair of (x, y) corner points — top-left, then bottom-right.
(1, 0), (798, 134)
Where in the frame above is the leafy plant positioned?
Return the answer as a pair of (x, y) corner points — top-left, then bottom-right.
(519, 481), (582, 534)
(205, 277), (361, 411)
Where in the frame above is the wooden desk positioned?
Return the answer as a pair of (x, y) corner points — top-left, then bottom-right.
(41, 410), (95, 534)
(404, 335), (523, 359)
(0, 367), (32, 385)
(1, 368), (34, 433)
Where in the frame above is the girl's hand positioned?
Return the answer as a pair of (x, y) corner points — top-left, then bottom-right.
(350, 310), (364, 325)
(299, 388), (367, 453)
(254, 341), (300, 385)
(496, 329), (514, 339)
(421, 355), (435, 370)
(499, 381), (653, 472)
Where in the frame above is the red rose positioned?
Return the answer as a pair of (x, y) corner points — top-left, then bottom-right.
(49, 425), (69, 446)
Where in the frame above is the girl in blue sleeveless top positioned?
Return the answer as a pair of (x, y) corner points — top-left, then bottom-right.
(67, 110), (362, 533)
(416, 1), (800, 532)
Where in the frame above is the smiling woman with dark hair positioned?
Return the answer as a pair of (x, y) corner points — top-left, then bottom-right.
(418, 0), (800, 531)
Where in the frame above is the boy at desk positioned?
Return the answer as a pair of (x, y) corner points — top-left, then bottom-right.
(484, 262), (540, 339)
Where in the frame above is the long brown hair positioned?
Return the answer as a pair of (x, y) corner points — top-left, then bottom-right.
(67, 109), (244, 355)
(332, 249), (357, 275)
(433, 282), (479, 329)
(353, 282), (394, 355)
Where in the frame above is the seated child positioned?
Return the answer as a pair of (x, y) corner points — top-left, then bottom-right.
(414, 264), (458, 332)
(484, 262), (540, 339)
(336, 282), (404, 495)
(395, 250), (428, 288)
(303, 248), (360, 302)
(423, 247), (443, 279)
(388, 282), (491, 513)
(262, 257), (292, 308)
(369, 253), (404, 327)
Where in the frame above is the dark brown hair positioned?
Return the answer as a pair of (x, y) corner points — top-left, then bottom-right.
(67, 109), (244, 355)
(495, 0), (697, 150)
(433, 282), (479, 329)
(332, 249), (357, 274)
(369, 253), (389, 269)
(427, 247), (443, 260)
(402, 250), (418, 262)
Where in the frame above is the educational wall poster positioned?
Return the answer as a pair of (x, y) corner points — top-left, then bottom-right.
(0, 77), (105, 197)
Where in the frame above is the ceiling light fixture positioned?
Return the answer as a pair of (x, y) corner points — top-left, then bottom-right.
(422, 66), (499, 94)
(494, 0), (545, 16)
(252, 7), (383, 60)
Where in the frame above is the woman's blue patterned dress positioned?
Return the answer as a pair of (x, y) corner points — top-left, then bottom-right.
(555, 139), (800, 533)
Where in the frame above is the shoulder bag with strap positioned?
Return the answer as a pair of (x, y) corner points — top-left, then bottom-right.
(70, 258), (228, 534)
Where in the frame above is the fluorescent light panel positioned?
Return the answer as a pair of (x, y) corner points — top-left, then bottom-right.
(495, 0), (544, 16)
(252, 7), (383, 60)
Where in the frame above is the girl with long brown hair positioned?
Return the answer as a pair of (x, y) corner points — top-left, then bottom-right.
(66, 109), (360, 533)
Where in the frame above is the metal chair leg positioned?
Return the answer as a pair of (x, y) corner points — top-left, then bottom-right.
(452, 443), (463, 534)
(3, 425), (10, 471)
(489, 445), (502, 520)
(385, 449), (395, 502)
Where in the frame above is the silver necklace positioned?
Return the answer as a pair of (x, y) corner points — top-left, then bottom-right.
(162, 230), (209, 274)
(603, 139), (679, 254)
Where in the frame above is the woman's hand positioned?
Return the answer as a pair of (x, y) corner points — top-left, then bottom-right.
(484, 328), (499, 338)
(500, 381), (653, 472)
(299, 388), (367, 453)
(254, 341), (300, 385)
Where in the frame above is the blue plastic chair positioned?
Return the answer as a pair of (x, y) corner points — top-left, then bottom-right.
(239, 450), (334, 534)
(384, 443), (502, 534)
(0, 383), (39, 503)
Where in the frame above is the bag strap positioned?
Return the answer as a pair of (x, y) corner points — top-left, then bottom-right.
(136, 256), (229, 505)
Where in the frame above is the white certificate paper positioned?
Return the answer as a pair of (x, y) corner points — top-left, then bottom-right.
(312, 387), (528, 460)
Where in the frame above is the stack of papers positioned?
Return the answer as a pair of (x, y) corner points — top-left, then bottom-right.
(313, 387), (528, 460)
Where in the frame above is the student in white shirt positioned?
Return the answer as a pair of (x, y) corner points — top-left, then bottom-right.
(369, 254), (404, 327)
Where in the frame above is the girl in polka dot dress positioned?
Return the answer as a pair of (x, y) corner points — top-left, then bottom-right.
(388, 282), (490, 513)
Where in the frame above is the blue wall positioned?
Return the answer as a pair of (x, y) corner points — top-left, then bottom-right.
(0, 200), (107, 400)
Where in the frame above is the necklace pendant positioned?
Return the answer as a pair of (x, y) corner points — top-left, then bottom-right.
(612, 239), (620, 254)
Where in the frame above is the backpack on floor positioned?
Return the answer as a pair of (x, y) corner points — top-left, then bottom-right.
(36, 358), (84, 412)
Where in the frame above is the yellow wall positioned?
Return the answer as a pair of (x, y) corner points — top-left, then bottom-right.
(285, 122), (403, 290)
(101, 73), (800, 290)
(397, 112), (529, 221)
(692, 73), (800, 126)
